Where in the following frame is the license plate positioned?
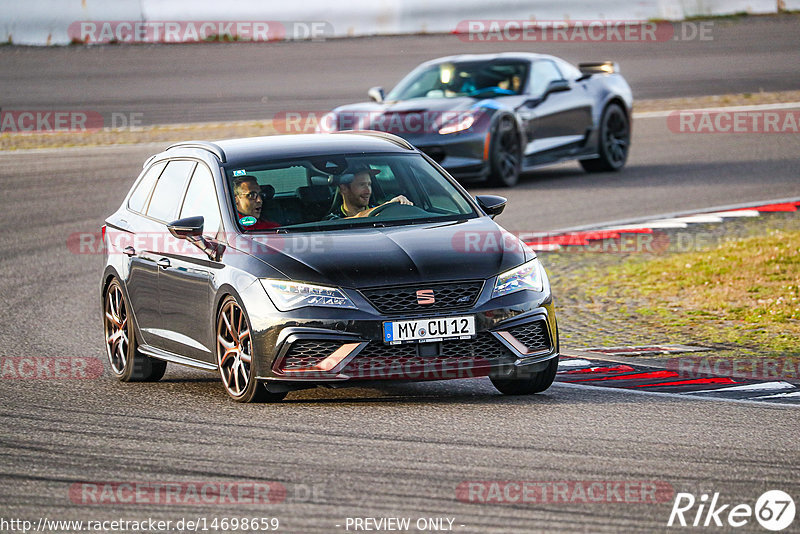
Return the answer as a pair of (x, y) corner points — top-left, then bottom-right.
(383, 316), (475, 344)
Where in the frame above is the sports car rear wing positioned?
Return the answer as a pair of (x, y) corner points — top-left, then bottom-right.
(578, 61), (619, 78)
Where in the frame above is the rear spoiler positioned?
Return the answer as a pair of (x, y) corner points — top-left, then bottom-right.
(578, 61), (619, 79)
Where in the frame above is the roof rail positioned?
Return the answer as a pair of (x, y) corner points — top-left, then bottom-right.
(165, 141), (227, 163)
(332, 130), (415, 151)
(142, 154), (158, 169)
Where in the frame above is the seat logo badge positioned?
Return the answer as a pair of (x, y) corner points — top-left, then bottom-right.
(416, 289), (435, 305)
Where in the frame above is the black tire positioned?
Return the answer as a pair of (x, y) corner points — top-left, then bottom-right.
(487, 116), (521, 187)
(580, 102), (630, 173)
(216, 295), (287, 403)
(490, 356), (558, 395)
(103, 278), (167, 382)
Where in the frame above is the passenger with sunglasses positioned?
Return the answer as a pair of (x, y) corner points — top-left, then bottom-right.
(233, 176), (280, 230)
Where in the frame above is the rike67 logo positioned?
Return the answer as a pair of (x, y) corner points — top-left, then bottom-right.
(668, 490), (795, 531)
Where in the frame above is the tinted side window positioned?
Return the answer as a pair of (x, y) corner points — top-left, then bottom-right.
(529, 60), (563, 98)
(180, 163), (222, 237)
(146, 160), (196, 222)
(128, 161), (166, 213)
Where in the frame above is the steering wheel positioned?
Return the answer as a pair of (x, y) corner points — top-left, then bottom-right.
(367, 202), (428, 218)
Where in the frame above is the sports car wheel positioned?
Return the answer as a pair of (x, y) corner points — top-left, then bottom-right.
(490, 356), (558, 395)
(488, 116), (521, 187)
(216, 296), (286, 403)
(103, 278), (167, 382)
(580, 102), (629, 172)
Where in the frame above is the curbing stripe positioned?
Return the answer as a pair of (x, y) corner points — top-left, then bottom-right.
(527, 199), (800, 252)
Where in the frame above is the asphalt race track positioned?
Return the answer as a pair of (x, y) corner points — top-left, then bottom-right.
(0, 16), (799, 124)
(1, 16), (799, 533)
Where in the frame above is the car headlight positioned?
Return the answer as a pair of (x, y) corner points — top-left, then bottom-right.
(261, 279), (356, 311)
(492, 259), (544, 298)
(439, 113), (475, 135)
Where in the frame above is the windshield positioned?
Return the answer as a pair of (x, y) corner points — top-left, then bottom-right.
(386, 60), (529, 101)
(224, 153), (478, 232)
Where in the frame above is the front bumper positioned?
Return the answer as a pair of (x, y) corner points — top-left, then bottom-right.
(402, 130), (491, 181)
(252, 285), (559, 387)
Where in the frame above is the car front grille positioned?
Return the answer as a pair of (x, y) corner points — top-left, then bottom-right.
(342, 332), (513, 379)
(506, 321), (551, 353)
(360, 281), (483, 315)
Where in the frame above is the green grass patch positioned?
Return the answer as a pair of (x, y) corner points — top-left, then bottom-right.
(581, 229), (800, 353)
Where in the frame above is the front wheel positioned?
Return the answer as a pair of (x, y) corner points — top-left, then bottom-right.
(103, 278), (167, 382)
(216, 296), (286, 403)
(580, 102), (630, 173)
(487, 116), (521, 187)
(490, 356), (558, 395)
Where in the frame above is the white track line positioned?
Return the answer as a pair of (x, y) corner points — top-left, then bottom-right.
(751, 391), (800, 400)
(706, 210), (761, 218)
(557, 359), (595, 368)
(608, 221), (688, 230)
(667, 215), (725, 224)
(685, 381), (797, 395)
(555, 382), (800, 408)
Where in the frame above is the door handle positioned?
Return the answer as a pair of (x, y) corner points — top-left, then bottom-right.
(157, 258), (171, 269)
(123, 246), (136, 257)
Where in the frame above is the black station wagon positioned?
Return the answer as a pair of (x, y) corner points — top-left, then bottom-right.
(102, 132), (559, 402)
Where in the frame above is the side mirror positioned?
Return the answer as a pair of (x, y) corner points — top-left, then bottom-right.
(475, 195), (507, 218)
(368, 86), (385, 103)
(524, 79), (571, 107)
(545, 79), (570, 96)
(167, 216), (204, 239)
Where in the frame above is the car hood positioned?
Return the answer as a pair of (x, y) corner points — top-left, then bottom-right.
(333, 97), (487, 134)
(237, 217), (532, 289)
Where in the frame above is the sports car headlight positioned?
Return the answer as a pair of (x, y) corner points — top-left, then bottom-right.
(261, 280), (356, 311)
(439, 113), (475, 135)
(492, 259), (544, 298)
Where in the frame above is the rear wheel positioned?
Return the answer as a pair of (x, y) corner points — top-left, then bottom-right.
(216, 296), (286, 403)
(490, 356), (558, 395)
(487, 116), (521, 187)
(103, 278), (167, 382)
(580, 102), (629, 172)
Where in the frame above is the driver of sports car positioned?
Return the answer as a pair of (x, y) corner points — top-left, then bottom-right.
(326, 166), (412, 219)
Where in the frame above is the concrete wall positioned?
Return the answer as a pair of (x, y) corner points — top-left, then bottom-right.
(0, 0), (787, 45)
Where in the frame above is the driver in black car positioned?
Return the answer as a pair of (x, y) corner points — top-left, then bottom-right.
(326, 166), (412, 219)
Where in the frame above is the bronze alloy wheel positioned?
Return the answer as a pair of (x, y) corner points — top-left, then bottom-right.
(103, 279), (167, 382)
(104, 280), (129, 375)
(216, 295), (285, 403)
